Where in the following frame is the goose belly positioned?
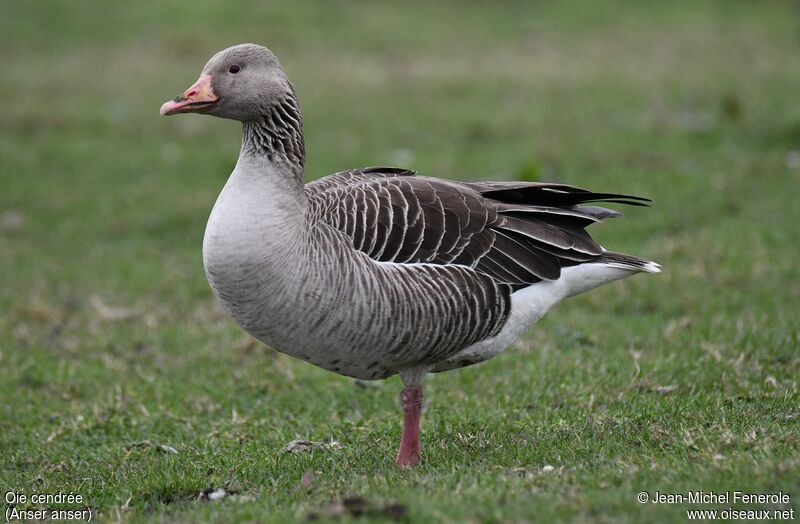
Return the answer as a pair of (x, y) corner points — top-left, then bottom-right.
(203, 238), (512, 380)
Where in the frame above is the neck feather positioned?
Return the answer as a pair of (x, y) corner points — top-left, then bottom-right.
(241, 88), (305, 184)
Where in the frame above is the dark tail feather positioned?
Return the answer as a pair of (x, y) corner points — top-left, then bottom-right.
(464, 181), (651, 208)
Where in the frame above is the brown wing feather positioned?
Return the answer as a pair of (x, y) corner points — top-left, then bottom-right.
(307, 167), (649, 289)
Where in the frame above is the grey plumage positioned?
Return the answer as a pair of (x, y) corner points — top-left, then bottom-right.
(307, 167), (647, 290)
(164, 43), (659, 383)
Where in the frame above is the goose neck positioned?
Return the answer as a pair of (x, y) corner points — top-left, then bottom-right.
(240, 92), (305, 186)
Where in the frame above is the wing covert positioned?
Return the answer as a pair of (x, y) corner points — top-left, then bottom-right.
(307, 167), (648, 289)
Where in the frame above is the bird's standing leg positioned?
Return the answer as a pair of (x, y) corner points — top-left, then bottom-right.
(396, 385), (423, 466)
(396, 369), (426, 466)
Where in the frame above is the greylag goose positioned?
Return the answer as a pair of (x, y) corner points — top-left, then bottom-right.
(160, 44), (659, 466)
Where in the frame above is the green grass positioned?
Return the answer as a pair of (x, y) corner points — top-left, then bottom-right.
(1, 0), (799, 522)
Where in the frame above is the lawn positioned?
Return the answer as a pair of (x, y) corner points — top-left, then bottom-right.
(1, 1), (799, 522)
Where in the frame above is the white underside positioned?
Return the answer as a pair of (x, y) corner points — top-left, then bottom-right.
(428, 261), (659, 374)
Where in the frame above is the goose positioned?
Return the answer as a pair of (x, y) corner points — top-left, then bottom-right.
(160, 43), (659, 466)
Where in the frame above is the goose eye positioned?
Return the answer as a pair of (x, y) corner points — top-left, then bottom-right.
(228, 64), (241, 74)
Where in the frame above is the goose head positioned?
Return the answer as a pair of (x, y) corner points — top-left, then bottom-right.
(160, 43), (292, 122)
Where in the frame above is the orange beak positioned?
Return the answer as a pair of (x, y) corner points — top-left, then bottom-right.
(160, 74), (219, 116)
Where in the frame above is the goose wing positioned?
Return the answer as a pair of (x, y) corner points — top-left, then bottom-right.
(307, 167), (649, 288)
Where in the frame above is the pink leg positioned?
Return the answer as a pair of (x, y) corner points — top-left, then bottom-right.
(395, 385), (423, 466)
